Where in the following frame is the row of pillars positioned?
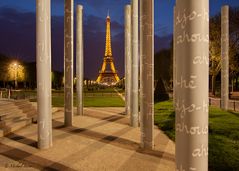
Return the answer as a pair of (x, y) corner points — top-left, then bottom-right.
(174, 0), (209, 170)
(174, 2), (229, 171)
(124, 0), (154, 149)
(174, 5), (229, 113)
(36, 0), (83, 149)
(125, 1), (229, 170)
(37, 0), (229, 170)
(37, 0), (153, 150)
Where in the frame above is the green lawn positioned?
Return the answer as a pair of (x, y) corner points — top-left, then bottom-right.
(5, 87), (124, 98)
(84, 96), (124, 107)
(52, 88), (124, 107)
(10, 87), (125, 107)
(155, 100), (239, 171)
(52, 96), (125, 107)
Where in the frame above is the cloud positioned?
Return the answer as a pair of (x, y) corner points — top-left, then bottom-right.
(0, 5), (173, 80)
(86, 0), (129, 9)
(85, 15), (105, 32)
(155, 25), (170, 36)
(0, 7), (36, 62)
(52, 0), (64, 4)
(0, 7), (126, 79)
(155, 34), (172, 52)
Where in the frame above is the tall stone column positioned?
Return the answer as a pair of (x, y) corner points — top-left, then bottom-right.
(76, 5), (84, 116)
(36, 0), (52, 149)
(173, 7), (176, 107)
(125, 5), (131, 115)
(139, 0), (154, 149)
(175, 0), (209, 170)
(48, 1), (53, 145)
(221, 5), (229, 110)
(64, 0), (74, 126)
(130, 0), (139, 127)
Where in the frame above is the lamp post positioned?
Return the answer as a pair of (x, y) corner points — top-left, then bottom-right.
(13, 63), (20, 89)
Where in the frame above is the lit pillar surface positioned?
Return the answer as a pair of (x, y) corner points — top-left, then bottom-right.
(140, 0), (154, 149)
(221, 5), (229, 110)
(130, 0), (139, 127)
(64, 0), (74, 126)
(175, 0), (209, 170)
(76, 5), (84, 115)
(173, 7), (176, 107)
(36, 0), (52, 149)
(125, 5), (132, 115)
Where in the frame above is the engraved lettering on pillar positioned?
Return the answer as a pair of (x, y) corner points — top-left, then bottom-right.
(36, 0), (52, 149)
(76, 5), (84, 115)
(173, 7), (176, 107)
(221, 5), (229, 110)
(130, 0), (139, 127)
(125, 5), (131, 115)
(64, 0), (74, 126)
(140, 0), (154, 149)
(175, 1), (209, 170)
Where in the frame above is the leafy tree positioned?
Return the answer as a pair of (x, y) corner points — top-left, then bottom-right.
(229, 7), (239, 91)
(24, 62), (36, 89)
(0, 54), (30, 88)
(52, 71), (63, 89)
(154, 48), (172, 101)
(7, 63), (25, 82)
(209, 7), (239, 95)
(0, 54), (11, 84)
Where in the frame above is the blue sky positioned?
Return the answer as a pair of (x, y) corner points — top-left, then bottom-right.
(0, 0), (238, 36)
(0, 0), (238, 79)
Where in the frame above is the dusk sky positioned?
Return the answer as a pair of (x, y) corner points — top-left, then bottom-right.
(0, 0), (238, 79)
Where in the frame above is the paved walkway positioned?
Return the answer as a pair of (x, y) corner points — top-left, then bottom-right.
(0, 107), (175, 171)
(114, 88), (125, 101)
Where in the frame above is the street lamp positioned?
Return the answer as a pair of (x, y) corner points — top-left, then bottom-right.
(8, 62), (25, 90)
(13, 63), (20, 89)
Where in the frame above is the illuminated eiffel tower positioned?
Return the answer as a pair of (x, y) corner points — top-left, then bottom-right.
(96, 13), (120, 85)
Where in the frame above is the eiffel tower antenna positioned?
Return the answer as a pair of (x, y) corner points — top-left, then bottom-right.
(107, 9), (110, 17)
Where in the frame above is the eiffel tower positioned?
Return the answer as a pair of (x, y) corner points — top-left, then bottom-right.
(96, 13), (120, 85)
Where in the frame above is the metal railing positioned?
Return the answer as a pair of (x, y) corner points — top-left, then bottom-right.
(0, 89), (37, 100)
(209, 97), (239, 112)
(0, 89), (120, 100)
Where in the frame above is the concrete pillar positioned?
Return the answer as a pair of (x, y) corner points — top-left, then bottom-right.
(36, 0), (52, 149)
(175, 0), (209, 170)
(130, 0), (139, 127)
(221, 5), (229, 110)
(64, 0), (74, 126)
(173, 7), (176, 107)
(125, 5), (131, 115)
(76, 5), (84, 116)
(48, 1), (53, 145)
(139, 0), (154, 149)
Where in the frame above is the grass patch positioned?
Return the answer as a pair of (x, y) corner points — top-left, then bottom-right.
(84, 96), (124, 107)
(154, 100), (239, 171)
(154, 100), (175, 140)
(31, 95), (124, 107)
(18, 87), (125, 107)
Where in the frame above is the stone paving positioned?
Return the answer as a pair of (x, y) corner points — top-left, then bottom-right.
(0, 107), (175, 171)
